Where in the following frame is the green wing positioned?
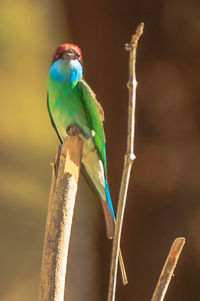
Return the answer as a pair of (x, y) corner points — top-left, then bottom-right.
(78, 79), (107, 171)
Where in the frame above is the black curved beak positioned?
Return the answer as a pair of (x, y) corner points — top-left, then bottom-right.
(62, 52), (78, 60)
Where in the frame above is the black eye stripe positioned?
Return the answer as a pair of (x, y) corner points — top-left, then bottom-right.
(53, 49), (80, 62)
(67, 49), (80, 57)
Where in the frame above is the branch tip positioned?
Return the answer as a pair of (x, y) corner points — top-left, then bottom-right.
(125, 22), (144, 51)
(151, 237), (185, 301)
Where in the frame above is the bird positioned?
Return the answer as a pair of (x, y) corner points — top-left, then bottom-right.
(47, 43), (127, 285)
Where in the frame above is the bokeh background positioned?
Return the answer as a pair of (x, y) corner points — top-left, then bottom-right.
(1, 0), (200, 300)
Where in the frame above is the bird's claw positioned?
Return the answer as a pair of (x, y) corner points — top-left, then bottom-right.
(66, 124), (90, 139)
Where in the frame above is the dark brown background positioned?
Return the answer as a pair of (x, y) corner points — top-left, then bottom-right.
(66, 0), (200, 300)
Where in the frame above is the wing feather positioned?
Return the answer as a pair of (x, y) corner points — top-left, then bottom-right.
(78, 79), (107, 170)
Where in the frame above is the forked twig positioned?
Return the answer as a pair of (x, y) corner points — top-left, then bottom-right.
(107, 23), (144, 301)
(151, 237), (185, 301)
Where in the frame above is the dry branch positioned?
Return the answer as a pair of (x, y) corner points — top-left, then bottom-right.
(39, 135), (83, 301)
(151, 237), (185, 301)
(107, 23), (144, 301)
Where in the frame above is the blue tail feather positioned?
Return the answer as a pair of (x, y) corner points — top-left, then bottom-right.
(105, 178), (115, 219)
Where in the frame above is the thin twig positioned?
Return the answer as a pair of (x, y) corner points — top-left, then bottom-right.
(39, 135), (83, 301)
(107, 23), (144, 301)
(151, 237), (185, 301)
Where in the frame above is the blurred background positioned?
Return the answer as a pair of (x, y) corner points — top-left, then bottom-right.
(1, 0), (200, 300)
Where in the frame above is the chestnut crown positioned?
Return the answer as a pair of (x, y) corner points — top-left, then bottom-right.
(52, 44), (82, 64)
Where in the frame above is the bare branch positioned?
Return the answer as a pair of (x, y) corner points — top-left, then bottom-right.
(107, 22), (144, 301)
(39, 135), (83, 301)
(151, 237), (185, 301)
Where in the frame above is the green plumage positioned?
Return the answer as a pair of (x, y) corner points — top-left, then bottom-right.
(47, 46), (115, 238)
(47, 76), (106, 167)
(47, 68), (109, 201)
(47, 44), (127, 284)
(78, 80), (107, 171)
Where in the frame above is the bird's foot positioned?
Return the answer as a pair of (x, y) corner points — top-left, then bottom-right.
(66, 124), (90, 139)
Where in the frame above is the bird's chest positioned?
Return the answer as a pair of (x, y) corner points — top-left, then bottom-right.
(48, 83), (90, 140)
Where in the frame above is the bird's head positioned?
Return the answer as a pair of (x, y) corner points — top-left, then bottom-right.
(49, 44), (83, 84)
(52, 44), (83, 64)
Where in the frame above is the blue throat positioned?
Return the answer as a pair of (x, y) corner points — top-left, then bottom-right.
(49, 58), (83, 83)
